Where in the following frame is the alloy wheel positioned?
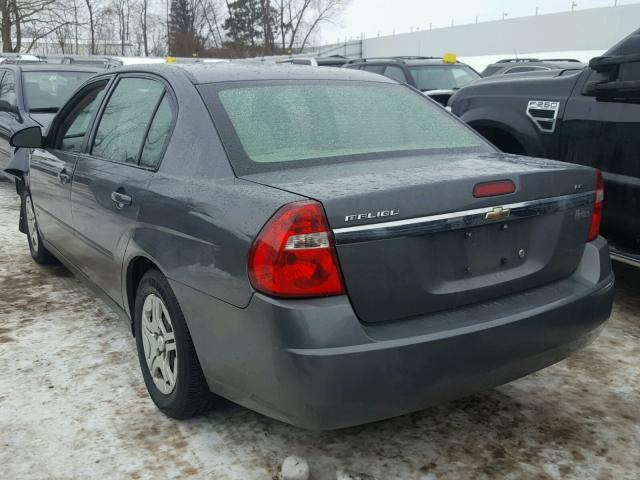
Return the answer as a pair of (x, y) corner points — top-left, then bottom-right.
(141, 293), (178, 394)
(25, 195), (38, 252)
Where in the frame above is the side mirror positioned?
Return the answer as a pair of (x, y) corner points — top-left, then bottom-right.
(584, 79), (640, 100)
(588, 53), (640, 73)
(10, 126), (43, 148)
(585, 52), (640, 100)
(0, 99), (18, 114)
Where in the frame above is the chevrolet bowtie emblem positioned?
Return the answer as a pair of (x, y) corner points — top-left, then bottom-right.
(485, 207), (511, 221)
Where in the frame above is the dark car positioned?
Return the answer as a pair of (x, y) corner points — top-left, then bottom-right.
(278, 55), (348, 67)
(481, 58), (586, 77)
(0, 53), (46, 65)
(0, 64), (101, 177)
(450, 28), (640, 266)
(60, 55), (111, 68)
(343, 56), (481, 105)
(7, 64), (613, 430)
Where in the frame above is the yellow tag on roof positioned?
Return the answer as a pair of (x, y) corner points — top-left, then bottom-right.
(443, 52), (457, 64)
(166, 56), (176, 64)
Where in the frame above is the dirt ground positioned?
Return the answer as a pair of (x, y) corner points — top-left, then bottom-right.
(0, 180), (639, 480)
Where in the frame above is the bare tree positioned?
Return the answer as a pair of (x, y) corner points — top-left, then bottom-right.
(113, 0), (130, 55)
(298, 0), (345, 50)
(1, 0), (64, 52)
(271, 0), (347, 52)
(84, 0), (96, 54)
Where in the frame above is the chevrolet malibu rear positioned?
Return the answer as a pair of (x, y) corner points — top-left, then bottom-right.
(21, 65), (613, 430)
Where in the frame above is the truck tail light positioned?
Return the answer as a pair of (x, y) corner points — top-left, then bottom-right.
(588, 169), (604, 242)
(248, 200), (345, 298)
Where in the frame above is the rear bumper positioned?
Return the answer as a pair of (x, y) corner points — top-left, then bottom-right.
(173, 238), (614, 430)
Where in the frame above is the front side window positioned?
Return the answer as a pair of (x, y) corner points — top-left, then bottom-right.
(409, 65), (480, 91)
(206, 81), (488, 175)
(57, 82), (107, 152)
(0, 71), (16, 106)
(92, 77), (164, 164)
(23, 71), (95, 112)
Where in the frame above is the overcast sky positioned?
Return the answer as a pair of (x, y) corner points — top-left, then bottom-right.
(319, 0), (640, 44)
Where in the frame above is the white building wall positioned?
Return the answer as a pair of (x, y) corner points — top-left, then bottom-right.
(362, 5), (640, 58)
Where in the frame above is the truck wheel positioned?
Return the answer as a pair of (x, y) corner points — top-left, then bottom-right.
(134, 269), (214, 419)
(24, 190), (57, 265)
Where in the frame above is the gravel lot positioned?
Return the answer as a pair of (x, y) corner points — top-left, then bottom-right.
(0, 179), (639, 480)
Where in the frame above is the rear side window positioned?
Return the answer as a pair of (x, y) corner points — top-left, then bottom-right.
(361, 65), (385, 74)
(92, 77), (164, 164)
(206, 81), (488, 174)
(480, 66), (502, 77)
(383, 65), (407, 83)
(139, 94), (173, 168)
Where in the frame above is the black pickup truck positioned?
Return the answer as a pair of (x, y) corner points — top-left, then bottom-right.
(450, 28), (640, 266)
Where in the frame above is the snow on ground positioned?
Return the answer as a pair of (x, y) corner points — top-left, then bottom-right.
(0, 180), (639, 480)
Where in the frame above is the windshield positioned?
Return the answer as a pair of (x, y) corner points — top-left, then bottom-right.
(409, 65), (480, 91)
(203, 81), (489, 175)
(22, 71), (94, 111)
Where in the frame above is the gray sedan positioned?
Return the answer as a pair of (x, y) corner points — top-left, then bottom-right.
(6, 64), (614, 429)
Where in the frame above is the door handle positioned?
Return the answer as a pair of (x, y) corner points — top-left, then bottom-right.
(58, 169), (70, 184)
(110, 191), (132, 209)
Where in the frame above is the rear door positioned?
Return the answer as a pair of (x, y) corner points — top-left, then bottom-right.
(29, 79), (109, 258)
(70, 74), (175, 304)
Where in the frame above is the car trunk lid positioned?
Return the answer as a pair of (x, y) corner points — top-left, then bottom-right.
(242, 152), (596, 323)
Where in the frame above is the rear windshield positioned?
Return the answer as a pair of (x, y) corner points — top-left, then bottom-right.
(409, 65), (480, 91)
(202, 81), (489, 175)
(22, 71), (94, 111)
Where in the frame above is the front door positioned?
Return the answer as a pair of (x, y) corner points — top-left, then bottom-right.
(561, 69), (640, 251)
(0, 70), (22, 171)
(29, 80), (109, 257)
(70, 75), (174, 305)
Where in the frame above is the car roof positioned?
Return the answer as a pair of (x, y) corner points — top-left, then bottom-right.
(109, 62), (398, 85)
(112, 56), (166, 65)
(0, 64), (103, 73)
(488, 59), (585, 69)
(346, 57), (472, 67)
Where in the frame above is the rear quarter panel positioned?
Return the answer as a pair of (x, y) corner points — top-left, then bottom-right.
(122, 74), (302, 311)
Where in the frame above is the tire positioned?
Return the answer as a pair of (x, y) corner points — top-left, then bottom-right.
(134, 269), (214, 419)
(23, 189), (58, 265)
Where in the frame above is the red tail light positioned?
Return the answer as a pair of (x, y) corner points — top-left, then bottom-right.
(588, 169), (604, 242)
(248, 200), (345, 298)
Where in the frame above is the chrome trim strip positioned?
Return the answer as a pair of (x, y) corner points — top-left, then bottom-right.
(333, 192), (595, 245)
(610, 249), (640, 268)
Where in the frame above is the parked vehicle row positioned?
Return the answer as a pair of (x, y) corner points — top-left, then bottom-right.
(480, 57), (586, 77)
(450, 27), (640, 266)
(0, 64), (101, 174)
(4, 61), (613, 429)
(343, 55), (481, 106)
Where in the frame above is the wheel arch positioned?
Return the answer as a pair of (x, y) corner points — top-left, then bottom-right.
(124, 254), (164, 335)
(459, 107), (546, 158)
